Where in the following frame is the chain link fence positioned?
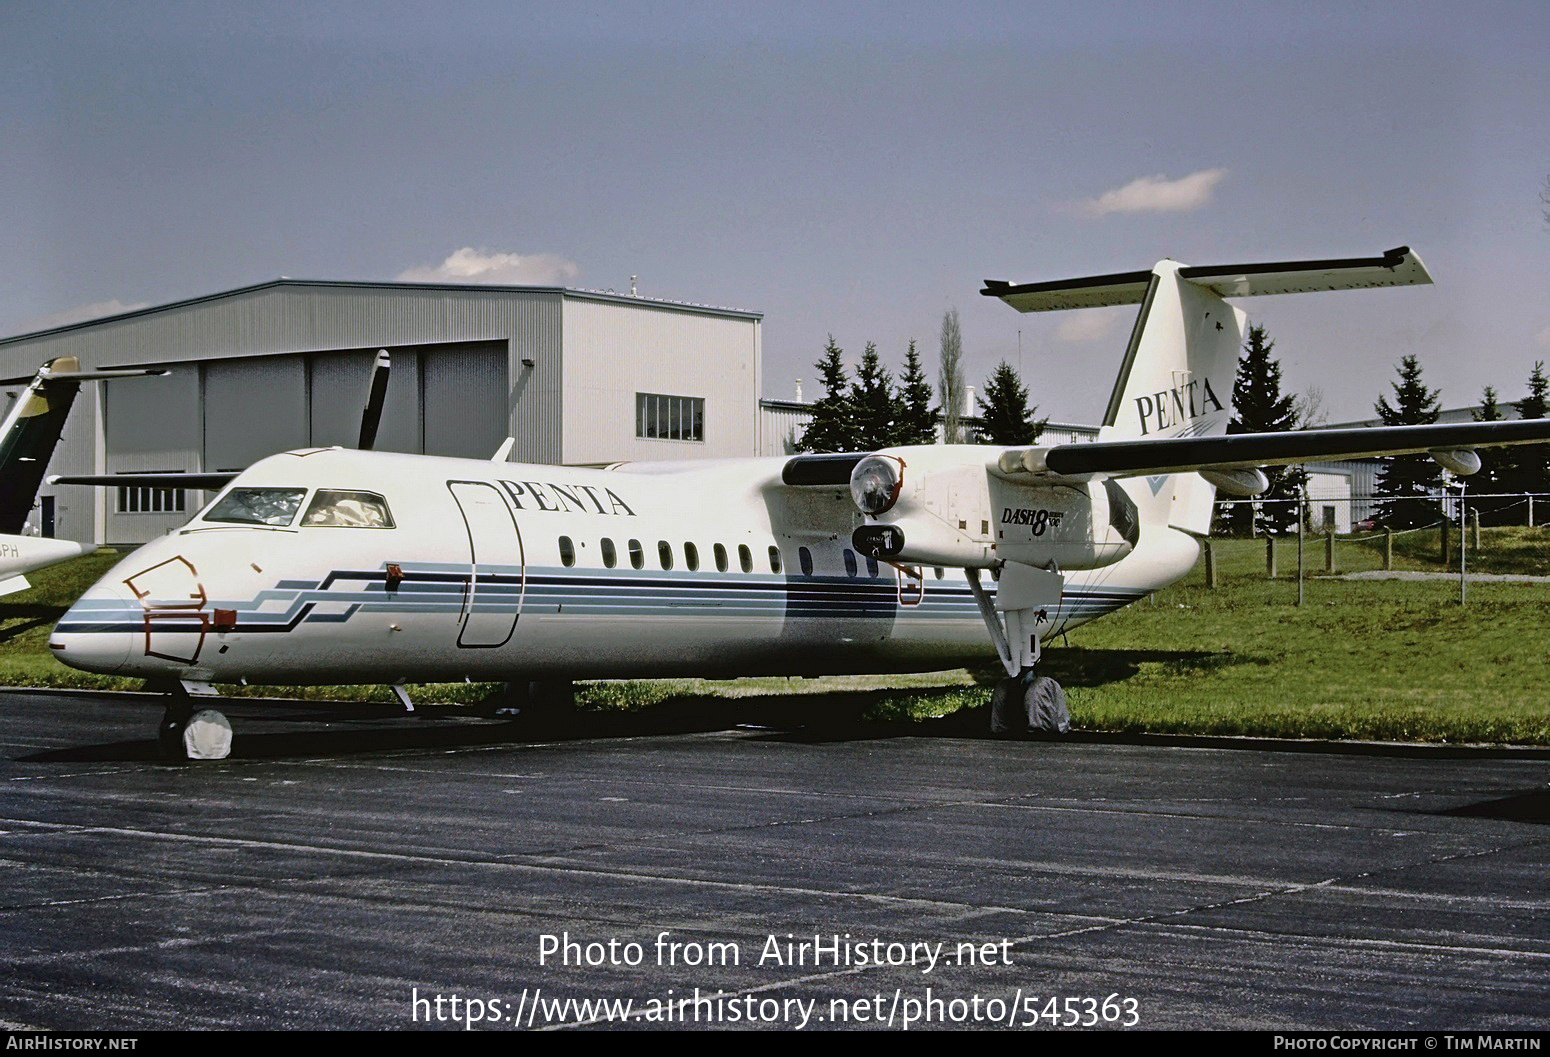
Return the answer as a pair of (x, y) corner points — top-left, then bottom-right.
(1197, 494), (1550, 605)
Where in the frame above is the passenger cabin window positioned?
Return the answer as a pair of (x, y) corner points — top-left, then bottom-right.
(658, 540), (673, 570)
(684, 542), (699, 571)
(768, 546), (782, 574)
(205, 488), (308, 527)
(559, 536), (575, 567)
(601, 538), (617, 569)
(713, 543), (728, 573)
(866, 555), (879, 578)
(738, 545), (753, 573)
(629, 539), (644, 570)
(843, 549), (858, 578)
(798, 547), (813, 577)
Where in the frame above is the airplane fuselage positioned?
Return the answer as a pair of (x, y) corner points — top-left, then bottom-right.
(50, 447), (1200, 686)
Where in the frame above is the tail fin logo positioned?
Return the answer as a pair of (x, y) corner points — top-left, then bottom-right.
(1135, 376), (1224, 436)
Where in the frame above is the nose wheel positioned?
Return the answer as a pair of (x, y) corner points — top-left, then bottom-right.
(990, 669), (1070, 736)
(158, 687), (232, 761)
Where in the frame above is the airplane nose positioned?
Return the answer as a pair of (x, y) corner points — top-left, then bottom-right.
(50, 580), (136, 674)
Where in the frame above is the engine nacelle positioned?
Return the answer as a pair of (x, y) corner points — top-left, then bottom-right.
(848, 447), (1139, 570)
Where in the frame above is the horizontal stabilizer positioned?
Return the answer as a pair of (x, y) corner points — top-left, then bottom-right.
(50, 472), (239, 491)
(1006, 418), (1550, 480)
(982, 247), (1430, 313)
(0, 367), (167, 386)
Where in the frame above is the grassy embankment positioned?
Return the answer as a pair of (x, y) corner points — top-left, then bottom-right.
(2, 533), (1547, 744)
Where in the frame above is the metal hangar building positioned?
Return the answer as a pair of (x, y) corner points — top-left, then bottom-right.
(0, 279), (762, 547)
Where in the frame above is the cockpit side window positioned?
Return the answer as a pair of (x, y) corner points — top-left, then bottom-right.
(301, 489), (395, 529)
(204, 488), (308, 527)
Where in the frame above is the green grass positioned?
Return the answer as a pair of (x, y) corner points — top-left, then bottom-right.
(4, 548), (1548, 744)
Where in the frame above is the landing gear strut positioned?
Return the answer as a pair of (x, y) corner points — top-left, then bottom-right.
(157, 683), (232, 761)
(967, 565), (1070, 736)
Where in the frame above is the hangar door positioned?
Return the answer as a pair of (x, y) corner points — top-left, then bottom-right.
(200, 341), (508, 468)
(204, 358), (309, 471)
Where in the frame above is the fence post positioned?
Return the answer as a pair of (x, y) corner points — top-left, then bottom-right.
(1296, 489), (1306, 607)
(1266, 535), (1277, 579)
(1383, 527), (1393, 571)
(1204, 538), (1218, 589)
(1471, 508), (1480, 551)
(1324, 526), (1335, 574)
(1530, 494), (1535, 528)
(1440, 517), (1451, 569)
(1460, 500), (1467, 606)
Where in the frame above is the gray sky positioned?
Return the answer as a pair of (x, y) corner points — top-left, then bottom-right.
(5, 1), (1548, 425)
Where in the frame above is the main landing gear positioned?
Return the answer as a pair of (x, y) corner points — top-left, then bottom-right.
(158, 682), (232, 761)
(966, 565), (1070, 736)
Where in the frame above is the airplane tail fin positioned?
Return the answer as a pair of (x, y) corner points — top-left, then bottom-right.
(0, 357), (88, 535)
(983, 247), (1432, 533)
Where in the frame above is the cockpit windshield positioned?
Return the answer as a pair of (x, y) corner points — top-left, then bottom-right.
(301, 489), (395, 529)
(203, 488), (309, 527)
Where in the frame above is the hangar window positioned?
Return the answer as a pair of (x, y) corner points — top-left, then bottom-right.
(738, 544), (753, 573)
(658, 540), (674, 570)
(713, 543), (728, 572)
(301, 490), (394, 528)
(601, 538), (617, 569)
(628, 539), (644, 570)
(204, 488), (307, 527)
(116, 474), (187, 515)
(684, 542), (699, 571)
(559, 536), (575, 567)
(768, 546), (782, 574)
(636, 393), (705, 442)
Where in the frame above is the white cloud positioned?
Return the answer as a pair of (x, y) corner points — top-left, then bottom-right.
(396, 247), (580, 286)
(1078, 168), (1229, 217)
(1056, 307), (1126, 343)
(19, 298), (150, 332)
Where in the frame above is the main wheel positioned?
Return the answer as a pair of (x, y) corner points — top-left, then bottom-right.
(989, 677), (1024, 736)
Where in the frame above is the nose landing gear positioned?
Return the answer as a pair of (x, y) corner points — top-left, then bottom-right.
(158, 683), (232, 761)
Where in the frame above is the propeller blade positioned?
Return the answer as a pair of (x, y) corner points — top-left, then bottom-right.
(357, 349), (391, 450)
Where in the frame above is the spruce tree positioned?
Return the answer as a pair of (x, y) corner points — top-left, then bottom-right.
(1471, 385), (1512, 524)
(796, 336), (859, 453)
(976, 361), (1046, 446)
(1372, 355), (1442, 529)
(850, 342), (900, 450)
(896, 340), (938, 445)
(1222, 324), (1305, 536)
(1506, 362), (1550, 505)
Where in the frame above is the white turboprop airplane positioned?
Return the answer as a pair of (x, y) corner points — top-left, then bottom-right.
(0, 357), (164, 594)
(46, 248), (1550, 759)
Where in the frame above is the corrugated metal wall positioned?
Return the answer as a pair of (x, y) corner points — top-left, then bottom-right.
(560, 296), (760, 464)
(0, 282), (758, 543)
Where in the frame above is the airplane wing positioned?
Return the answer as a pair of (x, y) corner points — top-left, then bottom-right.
(992, 418), (1550, 480)
(48, 471), (239, 491)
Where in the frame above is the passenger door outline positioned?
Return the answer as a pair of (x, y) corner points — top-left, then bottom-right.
(448, 480), (524, 648)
